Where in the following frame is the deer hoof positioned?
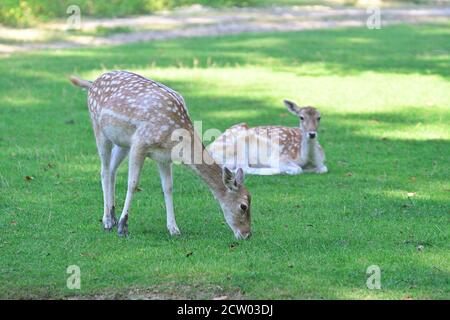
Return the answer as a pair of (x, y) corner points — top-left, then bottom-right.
(103, 207), (117, 231)
(103, 218), (116, 231)
(285, 167), (303, 175)
(317, 166), (328, 174)
(103, 214), (116, 231)
(168, 225), (181, 236)
(117, 217), (128, 237)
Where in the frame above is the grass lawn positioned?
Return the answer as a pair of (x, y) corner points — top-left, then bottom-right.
(0, 23), (449, 299)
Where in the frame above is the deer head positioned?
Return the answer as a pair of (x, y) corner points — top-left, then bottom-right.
(219, 167), (251, 239)
(284, 100), (321, 140)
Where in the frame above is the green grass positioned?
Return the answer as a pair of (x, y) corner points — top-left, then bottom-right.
(0, 23), (449, 299)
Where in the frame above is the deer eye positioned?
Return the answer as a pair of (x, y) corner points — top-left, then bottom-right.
(300, 116), (304, 121)
(240, 204), (248, 212)
(317, 117), (321, 121)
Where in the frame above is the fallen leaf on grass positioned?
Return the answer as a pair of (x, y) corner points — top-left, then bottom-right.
(337, 160), (348, 166)
(229, 242), (239, 249)
(213, 295), (228, 300)
(336, 183), (349, 189)
(24, 176), (34, 181)
(44, 163), (56, 172)
(407, 192), (416, 197)
(345, 172), (353, 177)
(186, 251), (193, 257)
(80, 252), (96, 259)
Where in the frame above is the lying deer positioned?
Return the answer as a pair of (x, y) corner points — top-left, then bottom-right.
(207, 100), (328, 175)
(70, 71), (251, 239)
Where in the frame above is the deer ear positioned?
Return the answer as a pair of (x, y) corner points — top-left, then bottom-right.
(222, 167), (244, 191)
(222, 167), (235, 190)
(235, 168), (245, 186)
(284, 99), (301, 115)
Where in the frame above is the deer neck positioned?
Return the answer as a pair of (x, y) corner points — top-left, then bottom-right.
(299, 129), (317, 165)
(186, 132), (227, 199)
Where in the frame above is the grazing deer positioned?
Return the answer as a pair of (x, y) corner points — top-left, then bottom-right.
(70, 71), (251, 239)
(207, 100), (327, 175)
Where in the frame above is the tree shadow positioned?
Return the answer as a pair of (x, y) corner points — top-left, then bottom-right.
(1, 22), (450, 81)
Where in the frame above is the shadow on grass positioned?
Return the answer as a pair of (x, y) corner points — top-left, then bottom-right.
(1, 23), (450, 80)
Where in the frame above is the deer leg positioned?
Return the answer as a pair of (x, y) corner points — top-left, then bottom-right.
(245, 167), (283, 175)
(317, 165), (328, 174)
(95, 133), (114, 230)
(108, 146), (129, 227)
(117, 144), (146, 237)
(304, 145), (327, 174)
(157, 162), (180, 236)
(245, 163), (302, 175)
(304, 165), (328, 174)
(313, 151), (328, 174)
(281, 164), (303, 175)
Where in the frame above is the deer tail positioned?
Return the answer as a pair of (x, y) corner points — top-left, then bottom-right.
(69, 75), (92, 89)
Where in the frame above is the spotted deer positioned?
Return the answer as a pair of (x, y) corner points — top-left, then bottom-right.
(70, 71), (251, 239)
(207, 100), (327, 175)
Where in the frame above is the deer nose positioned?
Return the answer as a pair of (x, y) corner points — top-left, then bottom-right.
(235, 230), (252, 240)
(243, 231), (252, 239)
(308, 132), (316, 139)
